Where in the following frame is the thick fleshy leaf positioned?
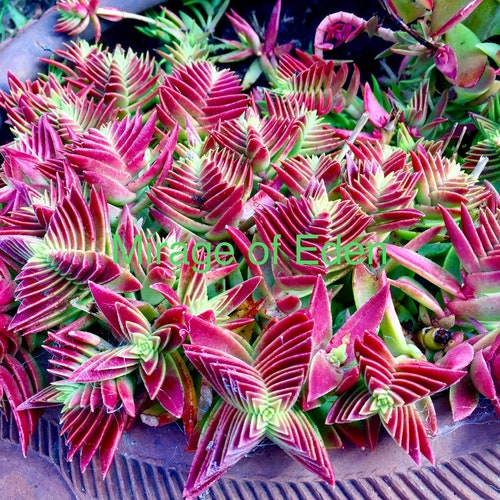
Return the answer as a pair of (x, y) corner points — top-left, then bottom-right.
(89, 282), (139, 342)
(185, 314), (253, 363)
(470, 349), (498, 401)
(363, 83), (389, 128)
(437, 342), (475, 371)
(304, 350), (343, 410)
(388, 276), (446, 318)
(62, 404), (105, 460)
(391, 360), (467, 404)
(116, 375), (136, 417)
(430, 0), (483, 37)
(69, 346), (140, 383)
(447, 294), (500, 322)
(224, 8), (262, 54)
(464, 271), (500, 295)
(263, 0), (281, 54)
(153, 308), (187, 351)
(329, 284), (390, 350)
(154, 243), (258, 328)
(254, 310), (313, 411)
(267, 409), (334, 485)
(98, 408), (131, 477)
(26, 321), (140, 421)
(449, 374), (480, 421)
(387, 0), (428, 23)
(441, 205), (500, 306)
(183, 402), (264, 500)
(440, 204), (482, 274)
(205, 276), (261, 322)
(143, 354), (184, 418)
(382, 404), (434, 465)
(116, 301), (151, 340)
(385, 243), (464, 298)
(309, 277), (332, 346)
(225, 226), (267, 289)
(184, 345), (266, 411)
(403, 80), (437, 130)
(55, 0), (99, 38)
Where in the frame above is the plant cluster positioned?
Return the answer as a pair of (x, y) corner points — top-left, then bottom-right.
(0, 0), (499, 498)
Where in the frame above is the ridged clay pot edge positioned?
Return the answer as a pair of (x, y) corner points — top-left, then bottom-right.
(1, 398), (499, 499)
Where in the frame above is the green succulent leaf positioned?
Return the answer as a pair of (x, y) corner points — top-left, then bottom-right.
(463, 0), (500, 39)
(386, 0), (427, 24)
(430, 0), (483, 37)
(443, 23), (487, 88)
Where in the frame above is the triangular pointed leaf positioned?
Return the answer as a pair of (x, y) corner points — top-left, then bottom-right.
(183, 345), (266, 411)
(185, 315), (253, 362)
(69, 346), (139, 383)
(267, 408), (334, 485)
(183, 402), (264, 500)
(254, 310), (313, 410)
(382, 404), (434, 465)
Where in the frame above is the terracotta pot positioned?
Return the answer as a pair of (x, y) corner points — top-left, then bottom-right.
(1, 398), (499, 498)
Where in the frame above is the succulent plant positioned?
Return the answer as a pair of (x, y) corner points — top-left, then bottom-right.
(0, 1), (498, 498)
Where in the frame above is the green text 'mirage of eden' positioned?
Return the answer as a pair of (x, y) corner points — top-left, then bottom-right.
(112, 234), (387, 274)
(294, 235), (387, 266)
